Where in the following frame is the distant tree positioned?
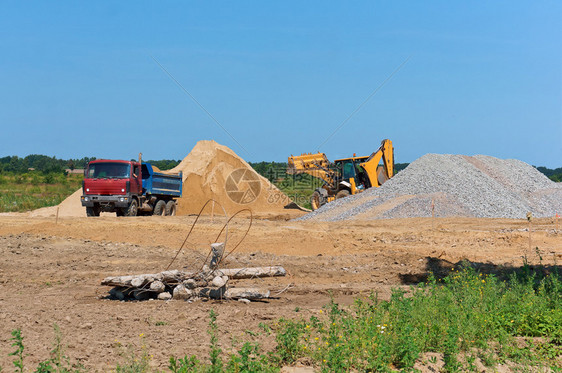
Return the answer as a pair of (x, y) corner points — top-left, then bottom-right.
(145, 159), (181, 170)
(535, 166), (562, 182)
(394, 163), (410, 173)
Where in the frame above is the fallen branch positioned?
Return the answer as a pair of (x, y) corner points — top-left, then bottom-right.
(218, 266), (286, 279)
(224, 288), (270, 300)
(101, 270), (193, 287)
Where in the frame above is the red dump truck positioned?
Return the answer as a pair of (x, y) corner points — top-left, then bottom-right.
(80, 159), (183, 217)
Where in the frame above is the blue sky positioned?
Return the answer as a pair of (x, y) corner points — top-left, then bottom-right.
(1, 1), (560, 167)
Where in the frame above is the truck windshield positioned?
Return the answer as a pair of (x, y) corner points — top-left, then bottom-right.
(87, 163), (130, 179)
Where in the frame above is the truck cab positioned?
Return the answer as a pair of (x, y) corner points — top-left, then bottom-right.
(81, 160), (182, 217)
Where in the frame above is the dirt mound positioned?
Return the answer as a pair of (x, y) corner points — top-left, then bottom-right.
(166, 140), (290, 215)
(300, 154), (562, 221)
(29, 188), (85, 218)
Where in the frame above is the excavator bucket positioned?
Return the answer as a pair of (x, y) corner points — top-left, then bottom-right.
(377, 165), (389, 185)
(287, 152), (331, 175)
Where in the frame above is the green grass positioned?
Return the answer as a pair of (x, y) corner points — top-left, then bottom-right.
(0, 173), (82, 212)
(3, 265), (561, 372)
(273, 173), (323, 210)
(249, 162), (323, 210)
(275, 177), (323, 210)
(273, 264), (562, 372)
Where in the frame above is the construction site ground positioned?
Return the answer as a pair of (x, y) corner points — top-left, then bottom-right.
(0, 214), (560, 370)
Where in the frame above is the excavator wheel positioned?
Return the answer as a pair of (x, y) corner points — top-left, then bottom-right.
(310, 191), (323, 211)
(336, 189), (350, 199)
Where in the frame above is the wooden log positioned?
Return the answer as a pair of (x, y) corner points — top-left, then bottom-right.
(218, 266), (286, 279)
(101, 270), (191, 287)
(209, 242), (225, 269)
(131, 277), (149, 288)
(224, 288), (270, 300)
(101, 266), (286, 288)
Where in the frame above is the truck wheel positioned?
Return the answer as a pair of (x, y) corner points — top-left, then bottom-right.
(126, 200), (138, 217)
(336, 190), (350, 199)
(166, 200), (177, 216)
(86, 205), (100, 217)
(153, 200), (166, 216)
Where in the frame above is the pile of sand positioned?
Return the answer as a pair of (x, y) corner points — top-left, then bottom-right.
(29, 188), (85, 218)
(166, 140), (290, 215)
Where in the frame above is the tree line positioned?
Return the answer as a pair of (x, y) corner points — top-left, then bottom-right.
(535, 166), (562, 182)
(0, 155), (560, 182)
(0, 155), (96, 174)
(0, 155), (185, 175)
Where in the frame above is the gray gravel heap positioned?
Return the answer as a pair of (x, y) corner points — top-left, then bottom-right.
(298, 154), (562, 221)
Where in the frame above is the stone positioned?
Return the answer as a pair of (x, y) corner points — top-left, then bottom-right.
(173, 285), (193, 300)
(211, 275), (227, 288)
(157, 292), (172, 300)
(149, 280), (165, 293)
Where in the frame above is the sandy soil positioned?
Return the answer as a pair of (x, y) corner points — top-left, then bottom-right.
(0, 214), (560, 371)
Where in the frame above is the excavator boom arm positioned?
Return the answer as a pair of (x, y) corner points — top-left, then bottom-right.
(359, 139), (394, 188)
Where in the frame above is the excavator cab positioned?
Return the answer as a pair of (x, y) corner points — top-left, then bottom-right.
(339, 161), (357, 180)
(333, 157), (369, 197)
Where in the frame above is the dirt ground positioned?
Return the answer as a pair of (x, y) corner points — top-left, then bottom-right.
(0, 213), (560, 371)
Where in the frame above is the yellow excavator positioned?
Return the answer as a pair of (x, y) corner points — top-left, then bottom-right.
(287, 139), (394, 210)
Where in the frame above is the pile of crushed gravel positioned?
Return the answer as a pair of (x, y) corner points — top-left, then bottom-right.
(298, 154), (562, 221)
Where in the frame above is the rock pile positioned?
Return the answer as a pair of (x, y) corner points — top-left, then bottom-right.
(300, 154), (562, 221)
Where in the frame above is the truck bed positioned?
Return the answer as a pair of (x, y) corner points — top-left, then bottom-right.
(142, 164), (182, 197)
